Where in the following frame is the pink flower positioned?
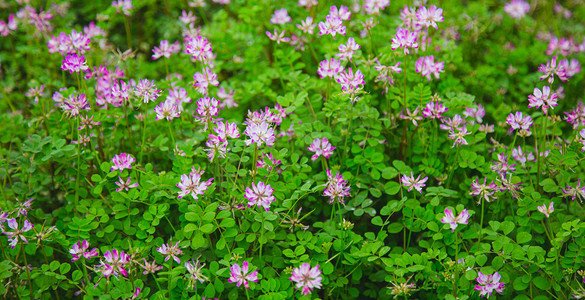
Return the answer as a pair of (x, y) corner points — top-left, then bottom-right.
(205, 134), (228, 161)
(228, 261), (259, 289)
(506, 111), (533, 133)
(579, 129), (585, 152)
(110, 153), (135, 172)
(217, 87), (237, 108)
(61, 54), (89, 73)
(155, 99), (180, 121)
(193, 67), (219, 95)
(3, 219), (33, 248)
(99, 249), (130, 277)
(184, 35), (213, 62)
(166, 86), (191, 111)
(245, 181), (275, 211)
(266, 29), (291, 44)
(329, 5), (351, 21)
(135, 79), (161, 103)
(115, 176), (139, 192)
(307, 138), (335, 161)
(474, 271), (505, 298)
(179, 10), (197, 25)
(270, 9), (291, 24)
(464, 104), (486, 124)
(297, 17), (316, 34)
(441, 208), (470, 232)
(0, 14), (18, 36)
(416, 5), (444, 29)
(562, 179), (585, 202)
(415, 55), (445, 81)
(67, 30), (92, 55)
(194, 96), (219, 126)
(244, 122), (276, 147)
(400, 107), (423, 126)
(447, 126), (471, 148)
(61, 93), (90, 117)
(138, 259), (163, 275)
(69, 240), (99, 261)
(537, 202), (554, 218)
(337, 67), (365, 91)
(177, 168), (213, 200)
(157, 240), (183, 264)
(538, 56), (568, 84)
(528, 86), (558, 114)
(214, 121), (240, 140)
(470, 177), (497, 203)
(363, 0), (390, 15)
(391, 27), (418, 55)
(324, 170), (351, 204)
(317, 58), (343, 79)
(422, 101), (448, 119)
(401, 172), (428, 193)
(298, 0), (318, 9)
(491, 153), (516, 177)
(152, 40), (180, 60)
(185, 259), (208, 289)
(318, 15), (346, 38)
(112, 0), (133, 16)
(504, 0), (530, 19)
(337, 37), (360, 61)
(290, 263), (322, 296)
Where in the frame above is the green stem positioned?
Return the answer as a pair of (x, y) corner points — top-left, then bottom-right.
(21, 242), (33, 300)
(168, 260), (173, 298)
(167, 122), (175, 148)
(259, 209), (265, 262)
(123, 17), (132, 50)
(477, 198), (485, 250)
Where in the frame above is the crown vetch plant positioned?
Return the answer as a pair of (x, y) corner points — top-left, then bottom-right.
(1, 0), (585, 299)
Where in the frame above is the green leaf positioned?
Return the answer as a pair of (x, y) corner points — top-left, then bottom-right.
(372, 216), (383, 226)
(516, 232), (532, 244)
(501, 221), (515, 235)
(60, 263), (71, 274)
(532, 276), (549, 290)
(200, 224), (215, 234)
(492, 256), (504, 270)
(476, 255), (487, 266)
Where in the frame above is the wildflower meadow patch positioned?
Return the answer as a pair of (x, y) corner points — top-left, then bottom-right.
(1, 0), (585, 299)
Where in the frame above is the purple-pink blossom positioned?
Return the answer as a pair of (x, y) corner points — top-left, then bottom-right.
(245, 181), (275, 211)
(401, 172), (428, 193)
(110, 153), (135, 172)
(69, 240), (99, 261)
(157, 240), (183, 264)
(290, 263), (322, 296)
(474, 271), (505, 298)
(391, 27), (418, 55)
(228, 261), (259, 289)
(527, 86), (558, 114)
(307, 138), (336, 161)
(441, 208), (470, 232)
(177, 168), (214, 200)
(415, 56), (445, 81)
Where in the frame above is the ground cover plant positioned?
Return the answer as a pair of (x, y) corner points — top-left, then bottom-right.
(0, 0), (585, 299)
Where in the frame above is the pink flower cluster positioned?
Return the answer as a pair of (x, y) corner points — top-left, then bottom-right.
(69, 240), (99, 262)
(245, 181), (275, 211)
(474, 271), (505, 298)
(228, 261), (259, 290)
(307, 138), (335, 161)
(415, 55), (445, 81)
(290, 263), (322, 296)
(324, 170), (351, 204)
(177, 167), (214, 201)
